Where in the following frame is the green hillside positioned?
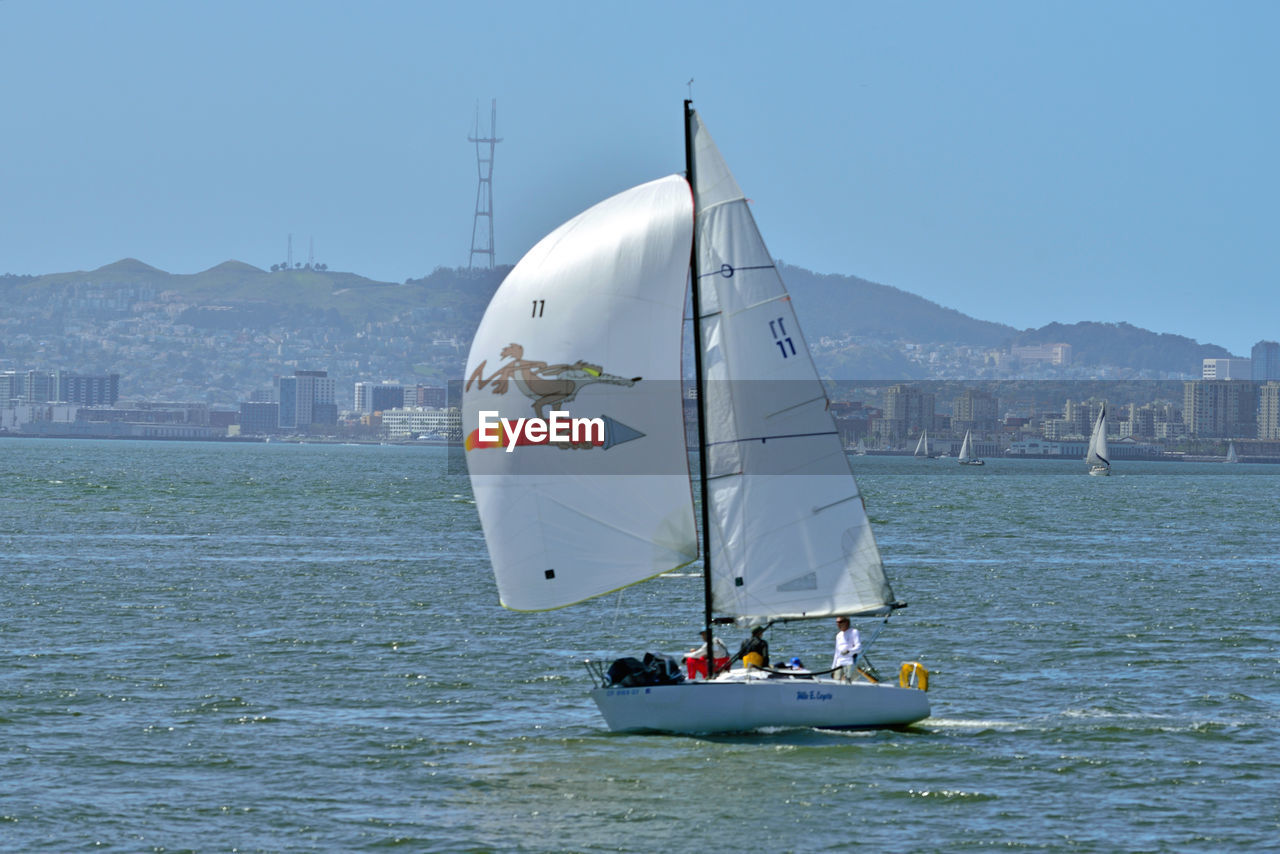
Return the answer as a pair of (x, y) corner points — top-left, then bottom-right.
(779, 263), (1017, 345)
(3, 257), (1236, 376)
(6, 258), (506, 327)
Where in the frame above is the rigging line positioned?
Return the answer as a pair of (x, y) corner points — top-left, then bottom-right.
(705, 430), (838, 448)
(764, 394), (827, 419)
(811, 494), (858, 514)
(697, 263), (774, 280)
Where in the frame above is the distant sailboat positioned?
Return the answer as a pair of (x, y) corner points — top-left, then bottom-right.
(1225, 441), (1239, 464)
(854, 438), (868, 456)
(914, 431), (937, 459)
(957, 429), (984, 466)
(1086, 403), (1110, 476)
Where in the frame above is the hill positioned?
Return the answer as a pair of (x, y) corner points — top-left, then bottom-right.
(1010, 321), (1232, 376)
(1, 257), (1235, 379)
(779, 263), (1017, 346)
(4, 258), (504, 328)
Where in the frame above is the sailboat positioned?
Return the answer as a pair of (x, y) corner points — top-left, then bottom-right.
(1225, 441), (1239, 464)
(463, 102), (930, 734)
(914, 430), (937, 459)
(854, 438), (868, 456)
(957, 429), (984, 465)
(1086, 403), (1110, 476)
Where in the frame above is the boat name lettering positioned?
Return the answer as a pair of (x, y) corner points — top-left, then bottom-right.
(796, 690), (834, 701)
(478, 410), (605, 452)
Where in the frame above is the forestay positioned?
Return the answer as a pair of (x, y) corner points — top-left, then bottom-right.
(464, 176), (697, 611)
(688, 111), (895, 621)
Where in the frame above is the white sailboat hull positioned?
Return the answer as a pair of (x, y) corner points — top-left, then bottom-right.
(1088, 465), (1110, 476)
(590, 677), (930, 734)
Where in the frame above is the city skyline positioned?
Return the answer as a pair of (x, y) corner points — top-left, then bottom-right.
(2, 2), (1278, 356)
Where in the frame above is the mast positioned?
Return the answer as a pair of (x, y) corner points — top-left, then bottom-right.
(685, 99), (716, 678)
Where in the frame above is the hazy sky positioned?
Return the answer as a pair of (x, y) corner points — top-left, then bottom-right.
(3, 1), (1276, 354)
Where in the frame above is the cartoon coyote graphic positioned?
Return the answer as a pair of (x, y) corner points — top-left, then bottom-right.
(465, 343), (641, 420)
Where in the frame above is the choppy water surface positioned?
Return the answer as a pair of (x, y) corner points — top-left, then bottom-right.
(1, 440), (1276, 852)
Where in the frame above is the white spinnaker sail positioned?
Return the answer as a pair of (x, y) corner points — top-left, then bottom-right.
(464, 176), (697, 611)
(688, 110), (894, 620)
(1086, 404), (1109, 467)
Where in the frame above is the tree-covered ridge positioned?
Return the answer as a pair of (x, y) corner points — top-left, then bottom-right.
(0, 257), (1235, 380)
(1010, 321), (1233, 375)
(778, 263), (1017, 346)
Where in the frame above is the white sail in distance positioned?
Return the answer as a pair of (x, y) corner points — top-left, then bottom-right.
(1087, 403), (1110, 468)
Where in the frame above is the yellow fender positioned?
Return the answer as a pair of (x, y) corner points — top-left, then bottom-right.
(898, 661), (929, 691)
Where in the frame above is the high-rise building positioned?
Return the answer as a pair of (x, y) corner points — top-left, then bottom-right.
(1259, 382), (1280, 440)
(355, 381), (407, 414)
(1061, 399), (1098, 437)
(1202, 358), (1252, 380)
(277, 376), (298, 429)
(279, 370), (336, 429)
(414, 385), (448, 408)
(0, 372), (20, 403)
(879, 384), (935, 443)
(1183, 380), (1257, 438)
(239, 401), (280, 435)
(1252, 341), (1280, 381)
(54, 371), (120, 406)
(23, 370), (53, 403)
(953, 389), (999, 434)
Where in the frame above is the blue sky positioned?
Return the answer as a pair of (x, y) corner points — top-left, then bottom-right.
(2, 1), (1276, 355)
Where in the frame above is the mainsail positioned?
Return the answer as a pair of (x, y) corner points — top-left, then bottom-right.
(688, 111), (894, 621)
(958, 430), (973, 463)
(1086, 403), (1110, 469)
(464, 176), (697, 611)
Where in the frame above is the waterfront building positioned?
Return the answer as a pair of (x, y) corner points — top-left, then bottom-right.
(239, 401), (280, 435)
(54, 372), (120, 406)
(1260, 382), (1280, 440)
(0, 372), (18, 404)
(1062, 399), (1098, 437)
(1183, 380), (1257, 438)
(878, 384), (935, 444)
(278, 370), (336, 430)
(22, 370), (53, 403)
(1202, 358), (1252, 380)
(412, 385), (448, 408)
(355, 381), (407, 414)
(277, 376), (297, 429)
(1252, 341), (1280, 381)
(380, 406), (461, 441)
(953, 389), (999, 435)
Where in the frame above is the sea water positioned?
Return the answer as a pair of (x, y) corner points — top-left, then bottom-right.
(1, 439), (1276, 852)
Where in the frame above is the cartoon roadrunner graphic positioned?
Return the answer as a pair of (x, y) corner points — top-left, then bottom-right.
(465, 343), (645, 451)
(466, 343), (641, 419)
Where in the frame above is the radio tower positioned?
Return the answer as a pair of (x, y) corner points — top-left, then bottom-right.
(468, 98), (501, 271)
